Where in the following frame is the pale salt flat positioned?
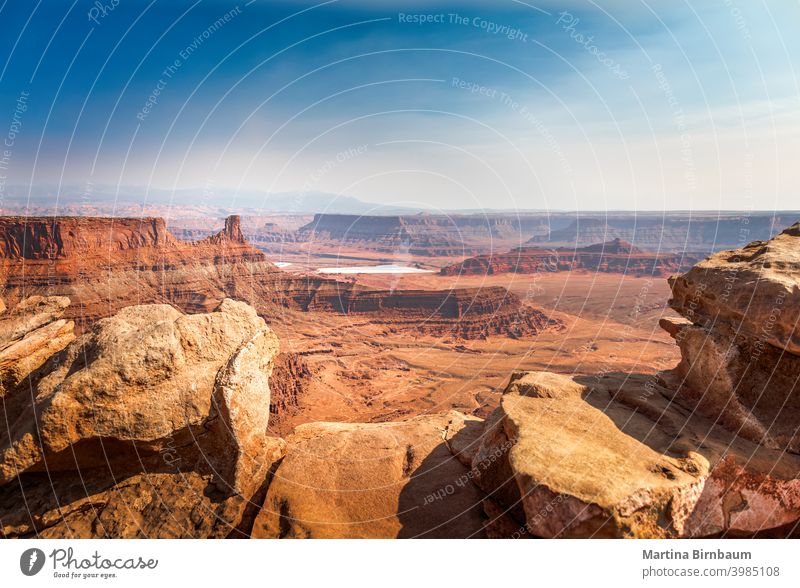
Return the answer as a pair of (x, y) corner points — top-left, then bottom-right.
(317, 264), (434, 274)
(273, 262), (292, 268)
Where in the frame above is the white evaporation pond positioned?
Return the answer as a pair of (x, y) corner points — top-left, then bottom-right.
(317, 264), (434, 274)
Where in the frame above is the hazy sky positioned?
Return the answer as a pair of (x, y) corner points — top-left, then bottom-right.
(0, 0), (798, 211)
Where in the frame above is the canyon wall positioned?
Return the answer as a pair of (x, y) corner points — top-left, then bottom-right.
(301, 285), (561, 339)
(441, 238), (701, 277)
(0, 215), (558, 340)
(3, 222), (799, 538)
(297, 213), (548, 256)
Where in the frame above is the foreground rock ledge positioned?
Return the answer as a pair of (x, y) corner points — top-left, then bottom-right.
(0, 298), (283, 538)
(473, 371), (800, 538)
(252, 411), (488, 538)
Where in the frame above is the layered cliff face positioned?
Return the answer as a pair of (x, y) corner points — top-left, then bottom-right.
(1, 215), (557, 340)
(441, 238), (700, 277)
(0, 214), (259, 267)
(0, 215), (277, 326)
(299, 284), (561, 339)
(0, 216), (174, 260)
(298, 213), (547, 256)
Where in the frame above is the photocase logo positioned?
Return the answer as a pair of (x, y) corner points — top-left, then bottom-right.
(20, 548), (46, 576)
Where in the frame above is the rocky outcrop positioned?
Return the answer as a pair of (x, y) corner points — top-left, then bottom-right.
(252, 411), (487, 538)
(468, 224), (800, 538)
(0, 298), (284, 538)
(441, 239), (700, 277)
(0, 296), (75, 394)
(661, 222), (800, 452)
(472, 371), (800, 538)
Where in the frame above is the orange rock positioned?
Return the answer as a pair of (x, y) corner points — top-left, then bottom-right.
(252, 412), (487, 538)
(0, 298), (284, 538)
(0, 295), (75, 394)
(472, 371), (800, 538)
(664, 222), (800, 451)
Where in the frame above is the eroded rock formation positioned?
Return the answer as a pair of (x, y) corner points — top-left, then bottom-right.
(471, 224), (800, 538)
(441, 239), (700, 277)
(0, 295), (75, 394)
(0, 298), (283, 538)
(661, 222), (800, 452)
(301, 285), (562, 339)
(0, 215), (558, 340)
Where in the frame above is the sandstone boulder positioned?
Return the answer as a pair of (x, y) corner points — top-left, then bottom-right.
(663, 222), (800, 452)
(0, 299), (283, 538)
(252, 411), (487, 538)
(472, 371), (800, 538)
(0, 295), (75, 394)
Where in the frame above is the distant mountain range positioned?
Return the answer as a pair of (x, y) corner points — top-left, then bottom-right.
(1, 184), (427, 215)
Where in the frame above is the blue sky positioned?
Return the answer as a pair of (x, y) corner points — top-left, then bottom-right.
(0, 0), (798, 210)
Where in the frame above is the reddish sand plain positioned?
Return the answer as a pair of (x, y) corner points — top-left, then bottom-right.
(267, 267), (679, 434)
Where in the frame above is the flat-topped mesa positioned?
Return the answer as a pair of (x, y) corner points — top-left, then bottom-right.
(0, 215), (278, 326)
(298, 213), (546, 256)
(529, 215), (794, 252)
(579, 237), (640, 254)
(302, 284), (562, 339)
(440, 239), (698, 277)
(0, 215), (261, 265)
(660, 221), (800, 453)
(0, 216), (176, 260)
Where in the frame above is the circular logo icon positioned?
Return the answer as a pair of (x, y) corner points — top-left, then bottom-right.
(20, 548), (46, 576)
